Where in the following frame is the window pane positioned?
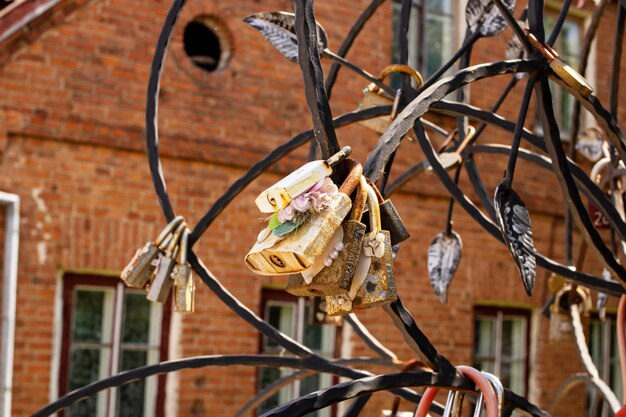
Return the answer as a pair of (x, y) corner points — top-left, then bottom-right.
(73, 289), (108, 343)
(611, 322), (623, 403)
(118, 350), (149, 417)
(426, 0), (452, 15)
(68, 348), (107, 417)
(266, 304), (295, 348)
(257, 367), (291, 415)
(474, 317), (495, 357)
(501, 361), (525, 394)
(424, 15), (452, 77)
(123, 292), (152, 344)
(502, 317), (524, 360)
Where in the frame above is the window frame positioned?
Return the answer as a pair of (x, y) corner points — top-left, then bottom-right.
(59, 274), (171, 417)
(473, 306), (532, 396)
(587, 313), (623, 416)
(391, 0), (461, 80)
(257, 289), (339, 417)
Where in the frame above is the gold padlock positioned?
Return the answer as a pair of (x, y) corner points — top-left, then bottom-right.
(147, 222), (186, 303)
(525, 30), (593, 97)
(358, 64), (424, 134)
(286, 175), (368, 296)
(173, 227), (195, 313)
(121, 215), (184, 288)
(245, 158), (363, 275)
(326, 181), (398, 315)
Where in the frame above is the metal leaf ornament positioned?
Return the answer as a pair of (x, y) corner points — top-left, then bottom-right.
(427, 231), (463, 304)
(466, 0), (516, 37)
(243, 11), (328, 62)
(494, 184), (537, 296)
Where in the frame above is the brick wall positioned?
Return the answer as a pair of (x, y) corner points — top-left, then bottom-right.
(0, 0), (623, 415)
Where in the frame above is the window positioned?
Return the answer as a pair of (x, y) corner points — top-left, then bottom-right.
(588, 316), (623, 417)
(473, 307), (530, 396)
(391, 0), (456, 79)
(258, 290), (337, 417)
(543, 10), (585, 135)
(60, 275), (171, 417)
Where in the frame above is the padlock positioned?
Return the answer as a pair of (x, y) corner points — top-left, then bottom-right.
(549, 283), (592, 342)
(363, 178), (410, 245)
(525, 30), (593, 97)
(255, 146), (351, 213)
(245, 158), (363, 275)
(358, 65), (423, 134)
(286, 175), (368, 296)
(326, 181), (397, 315)
(147, 222), (186, 303)
(426, 126), (476, 172)
(121, 215), (184, 288)
(173, 227), (195, 313)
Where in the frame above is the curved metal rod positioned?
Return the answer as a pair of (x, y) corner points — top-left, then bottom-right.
(189, 105), (391, 245)
(432, 99), (626, 245)
(383, 298), (455, 374)
(259, 369), (549, 417)
(570, 304), (621, 413)
(535, 75), (626, 285)
(295, 0), (340, 158)
(324, 0), (386, 97)
(235, 369), (315, 417)
(345, 314), (399, 361)
(546, 0), (572, 47)
(234, 358), (400, 417)
(363, 59), (538, 180)
(547, 373), (615, 416)
(341, 395), (372, 417)
(31, 355), (427, 417)
(145, 0), (186, 221)
(412, 122), (625, 296)
(189, 251), (312, 356)
(568, 0), (608, 153)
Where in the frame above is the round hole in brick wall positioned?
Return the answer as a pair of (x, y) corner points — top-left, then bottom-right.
(183, 16), (232, 73)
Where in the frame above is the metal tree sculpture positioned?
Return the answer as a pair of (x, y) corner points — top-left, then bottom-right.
(30, 0), (626, 416)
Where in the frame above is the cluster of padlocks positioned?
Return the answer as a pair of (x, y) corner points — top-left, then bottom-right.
(120, 216), (195, 313)
(244, 147), (411, 315)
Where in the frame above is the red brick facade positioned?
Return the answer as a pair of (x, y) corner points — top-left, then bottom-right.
(0, 0), (624, 416)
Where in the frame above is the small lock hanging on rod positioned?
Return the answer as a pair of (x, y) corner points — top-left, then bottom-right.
(121, 215), (184, 288)
(358, 64), (424, 134)
(426, 126), (476, 172)
(254, 146), (352, 213)
(147, 222), (186, 303)
(173, 227), (195, 313)
(525, 29), (593, 97)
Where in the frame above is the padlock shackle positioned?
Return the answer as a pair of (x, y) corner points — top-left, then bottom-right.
(415, 366), (499, 417)
(378, 64), (424, 88)
(338, 159), (363, 196)
(166, 222), (187, 256)
(178, 228), (189, 264)
(154, 215), (185, 246)
(326, 146), (352, 168)
(350, 176), (369, 221)
(365, 182), (382, 234)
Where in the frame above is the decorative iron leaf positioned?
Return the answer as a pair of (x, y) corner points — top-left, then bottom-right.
(494, 185), (536, 296)
(504, 20), (528, 79)
(243, 11), (328, 62)
(427, 231), (462, 304)
(466, 0), (516, 37)
(576, 126), (606, 162)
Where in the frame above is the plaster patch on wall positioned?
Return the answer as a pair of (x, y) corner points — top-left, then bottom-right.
(31, 186), (52, 264)
(37, 241), (47, 264)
